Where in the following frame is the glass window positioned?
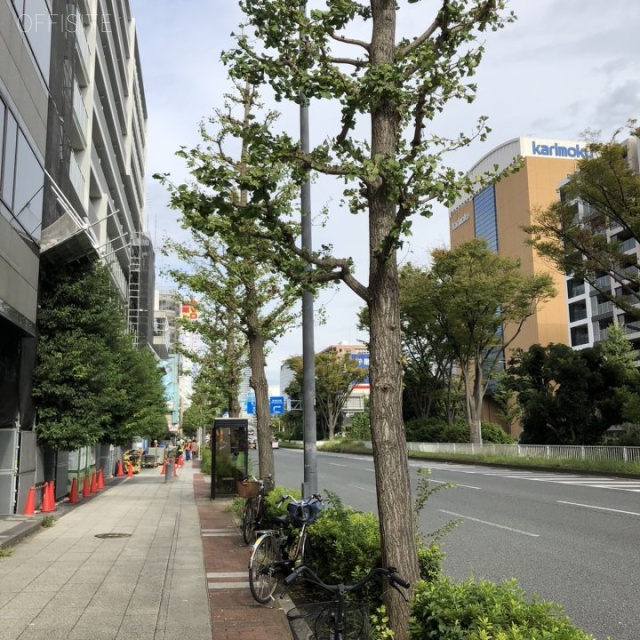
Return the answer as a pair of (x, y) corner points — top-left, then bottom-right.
(1, 112), (18, 208)
(23, 0), (52, 83)
(13, 131), (44, 241)
(473, 185), (498, 252)
(0, 100), (5, 185)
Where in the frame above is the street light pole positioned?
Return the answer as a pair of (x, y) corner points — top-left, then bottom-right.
(300, 0), (317, 496)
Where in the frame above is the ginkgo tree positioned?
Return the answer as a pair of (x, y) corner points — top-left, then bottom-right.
(165, 3), (518, 635)
(285, 351), (368, 440)
(158, 84), (304, 481)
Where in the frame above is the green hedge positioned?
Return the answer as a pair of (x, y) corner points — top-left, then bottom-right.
(410, 577), (606, 639)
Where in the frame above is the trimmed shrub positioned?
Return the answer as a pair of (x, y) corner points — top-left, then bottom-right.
(410, 577), (603, 639)
(482, 422), (517, 444)
(200, 447), (211, 474)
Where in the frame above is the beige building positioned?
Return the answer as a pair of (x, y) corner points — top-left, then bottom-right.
(449, 137), (590, 425)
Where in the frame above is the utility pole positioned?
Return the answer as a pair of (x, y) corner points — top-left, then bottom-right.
(300, 0), (317, 496)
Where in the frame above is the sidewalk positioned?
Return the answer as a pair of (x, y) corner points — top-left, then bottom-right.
(0, 462), (291, 640)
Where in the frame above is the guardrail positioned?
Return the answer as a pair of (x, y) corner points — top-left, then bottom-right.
(406, 442), (640, 463)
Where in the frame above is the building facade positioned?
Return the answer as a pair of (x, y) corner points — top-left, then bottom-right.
(449, 137), (590, 424)
(565, 137), (640, 352)
(0, 0), (150, 514)
(0, 0), (51, 514)
(449, 137), (590, 350)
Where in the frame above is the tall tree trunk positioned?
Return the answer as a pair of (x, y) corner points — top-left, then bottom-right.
(368, 3), (419, 637)
(246, 284), (275, 481)
(225, 311), (242, 417)
(470, 359), (483, 444)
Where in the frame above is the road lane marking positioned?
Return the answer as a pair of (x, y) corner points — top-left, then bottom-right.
(329, 462), (346, 467)
(439, 510), (540, 537)
(557, 501), (640, 517)
(429, 479), (481, 490)
(349, 484), (376, 493)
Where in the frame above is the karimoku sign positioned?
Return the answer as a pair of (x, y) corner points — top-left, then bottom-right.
(526, 139), (594, 159)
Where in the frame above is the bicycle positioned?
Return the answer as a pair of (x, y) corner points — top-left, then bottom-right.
(248, 493), (324, 604)
(284, 565), (410, 640)
(240, 474), (272, 545)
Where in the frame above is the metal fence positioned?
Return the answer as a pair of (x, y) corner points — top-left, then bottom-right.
(406, 442), (640, 463)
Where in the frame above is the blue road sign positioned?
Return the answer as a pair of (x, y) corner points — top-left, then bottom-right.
(269, 396), (285, 415)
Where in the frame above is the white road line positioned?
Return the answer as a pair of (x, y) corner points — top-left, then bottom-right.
(366, 468), (375, 472)
(207, 572), (247, 579)
(208, 582), (250, 589)
(558, 501), (640, 517)
(429, 479), (481, 490)
(439, 510), (540, 537)
(329, 462), (346, 467)
(349, 484), (376, 493)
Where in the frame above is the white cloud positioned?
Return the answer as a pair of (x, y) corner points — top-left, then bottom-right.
(130, 0), (639, 385)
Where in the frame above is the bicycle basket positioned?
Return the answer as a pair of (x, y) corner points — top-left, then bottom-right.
(286, 601), (369, 640)
(287, 497), (324, 527)
(236, 481), (260, 498)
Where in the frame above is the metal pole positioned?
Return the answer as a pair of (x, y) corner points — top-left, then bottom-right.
(300, 0), (317, 496)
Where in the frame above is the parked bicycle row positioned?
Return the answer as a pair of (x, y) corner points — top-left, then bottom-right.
(238, 475), (409, 640)
(235, 474), (602, 640)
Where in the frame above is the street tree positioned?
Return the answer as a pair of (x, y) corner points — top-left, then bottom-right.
(34, 259), (168, 450)
(525, 124), (640, 318)
(399, 263), (464, 424)
(286, 352), (368, 440)
(420, 239), (556, 443)
(504, 342), (636, 445)
(208, 4), (519, 633)
(162, 227), (299, 482)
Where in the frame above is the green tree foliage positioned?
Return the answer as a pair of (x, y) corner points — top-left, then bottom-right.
(33, 260), (168, 450)
(525, 124), (640, 319)
(413, 239), (556, 443)
(399, 264), (466, 424)
(285, 352), (367, 440)
(503, 343), (638, 445)
(410, 577), (601, 640)
(158, 85), (303, 482)
(213, 3), (518, 635)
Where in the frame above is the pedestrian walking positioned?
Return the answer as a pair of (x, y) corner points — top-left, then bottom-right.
(191, 438), (199, 461)
(185, 440), (192, 461)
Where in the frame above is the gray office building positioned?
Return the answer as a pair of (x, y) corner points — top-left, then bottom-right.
(0, 0), (150, 514)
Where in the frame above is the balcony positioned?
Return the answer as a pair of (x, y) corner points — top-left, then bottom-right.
(591, 300), (613, 318)
(69, 152), (86, 202)
(74, 12), (90, 87)
(71, 82), (88, 150)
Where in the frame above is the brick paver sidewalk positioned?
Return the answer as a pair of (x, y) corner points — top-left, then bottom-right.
(193, 472), (292, 640)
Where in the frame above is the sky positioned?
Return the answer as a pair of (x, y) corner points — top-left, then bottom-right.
(129, 0), (640, 390)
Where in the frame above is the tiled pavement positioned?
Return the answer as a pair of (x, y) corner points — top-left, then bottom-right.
(193, 473), (293, 640)
(0, 461), (292, 640)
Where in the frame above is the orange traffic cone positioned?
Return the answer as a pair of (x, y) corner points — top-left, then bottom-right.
(68, 477), (79, 504)
(41, 482), (53, 513)
(172, 461), (178, 477)
(23, 486), (36, 515)
(97, 468), (105, 490)
(82, 474), (91, 498)
(160, 460), (167, 475)
(90, 471), (97, 493)
(115, 460), (124, 477)
(127, 461), (133, 477)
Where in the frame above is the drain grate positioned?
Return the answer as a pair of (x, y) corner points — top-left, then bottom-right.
(95, 533), (132, 539)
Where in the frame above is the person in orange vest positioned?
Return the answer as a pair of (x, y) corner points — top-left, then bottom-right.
(184, 439), (192, 461)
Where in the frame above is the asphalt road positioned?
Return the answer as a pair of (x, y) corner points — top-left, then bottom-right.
(268, 448), (640, 640)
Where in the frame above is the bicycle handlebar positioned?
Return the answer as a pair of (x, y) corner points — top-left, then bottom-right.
(276, 493), (322, 507)
(284, 564), (410, 593)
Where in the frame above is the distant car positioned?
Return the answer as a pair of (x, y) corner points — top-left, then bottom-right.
(271, 437), (279, 449)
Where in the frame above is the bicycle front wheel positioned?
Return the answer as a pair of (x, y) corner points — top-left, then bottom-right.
(249, 532), (279, 604)
(242, 498), (257, 545)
